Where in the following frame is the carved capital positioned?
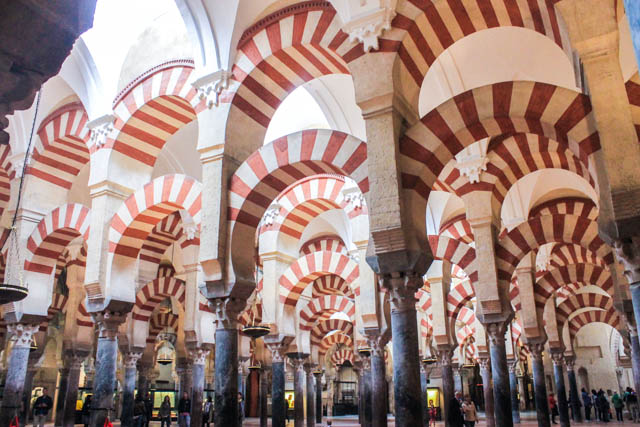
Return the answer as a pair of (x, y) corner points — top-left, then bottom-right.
(265, 341), (288, 363)
(435, 347), (453, 366)
(508, 359), (518, 374)
(455, 155), (488, 184)
(381, 272), (421, 312)
(550, 351), (565, 367)
(527, 342), (545, 361)
(343, 1), (397, 52)
(262, 203), (281, 227)
(188, 347), (210, 365)
(210, 297), (245, 329)
(87, 114), (115, 149)
(123, 351), (143, 369)
(289, 354), (308, 373)
(485, 321), (508, 346)
(8, 323), (38, 348)
(366, 332), (388, 357)
(92, 310), (127, 339)
(192, 70), (232, 109)
(614, 238), (640, 285)
(478, 356), (491, 371)
(564, 355), (576, 371)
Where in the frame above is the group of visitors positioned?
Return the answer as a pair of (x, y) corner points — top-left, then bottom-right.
(580, 387), (640, 423)
(447, 391), (478, 427)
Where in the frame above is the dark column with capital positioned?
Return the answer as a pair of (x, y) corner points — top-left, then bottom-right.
(314, 370), (323, 424)
(260, 367), (269, 427)
(509, 359), (521, 423)
(420, 363), (429, 427)
(551, 352), (570, 427)
(305, 364), (316, 427)
(437, 347), (455, 424)
(479, 356), (495, 427)
(528, 343), (550, 427)
(288, 353), (308, 427)
(63, 353), (86, 427)
(189, 346), (210, 427)
(486, 322), (513, 427)
(55, 366), (69, 426)
(565, 357), (582, 422)
(0, 323), (39, 427)
(120, 351), (143, 427)
(265, 339), (289, 427)
(361, 353), (373, 427)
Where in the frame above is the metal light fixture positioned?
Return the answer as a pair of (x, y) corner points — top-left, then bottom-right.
(422, 356), (437, 365)
(241, 295), (270, 339)
(0, 228), (29, 305)
(357, 347), (372, 357)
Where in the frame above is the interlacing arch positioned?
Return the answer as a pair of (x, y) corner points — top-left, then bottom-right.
(299, 295), (356, 331)
(331, 348), (354, 367)
(548, 243), (608, 270)
(534, 263), (613, 308)
(390, 0), (570, 109)
(110, 64), (205, 168)
(230, 129), (367, 283)
(148, 312), (179, 343)
(555, 292), (614, 328)
(529, 197), (598, 220)
(24, 203), (91, 275)
(132, 276), (186, 322)
(438, 214), (473, 245)
(428, 235), (477, 282)
(447, 280), (474, 323)
(31, 102), (90, 189)
(311, 274), (354, 299)
(566, 308), (621, 342)
(319, 331), (352, 353)
(278, 250), (359, 306)
(139, 213), (184, 265)
(77, 301), (93, 328)
(300, 236), (348, 257)
(226, 1), (353, 132)
(311, 318), (354, 346)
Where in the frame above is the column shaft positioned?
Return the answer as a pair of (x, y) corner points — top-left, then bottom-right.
(480, 362), (495, 427)
(363, 365), (372, 427)
(488, 327), (513, 427)
(441, 360), (455, 424)
(121, 366), (137, 427)
(421, 367), (429, 427)
(314, 373), (323, 424)
(260, 369), (268, 427)
(553, 361), (570, 427)
(567, 368), (582, 422)
(214, 328), (239, 426)
(63, 364), (83, 427)
(21, 368), (35, 426)
(531, 355), (550, 427)
(306, 368), (315, 427)
(55, 368), (69, 426)
(631, 334), (640, 393)
(292, 359), (306, 427)
(0, 345), (30, 426)
(272, 361), (286, 427)
(192, 362), (206, 427)
(510, 365), (521, 423)
(90, 337), (118, 427)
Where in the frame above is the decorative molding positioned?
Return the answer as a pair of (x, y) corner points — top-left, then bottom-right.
(342, 0), (397, 52)
(7, 323), (38, 348)
(123, 352), (143, 369)
(91, 310), (127, 340)
(262, 203), (281, 227)
(192, 70), (232, 109)
(211, 297), (245, 329)
(455, 155), (489, 184)
(343, 188), (365, 209)
(87, 114), (115, 149)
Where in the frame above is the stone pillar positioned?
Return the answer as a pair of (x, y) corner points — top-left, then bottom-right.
(437, 347), (455, 425)
(90, 311), (126, 427)
(63, 354), (85, 427)
(630, 333), (640, 393)
(137, 363), (152, 397)
(384, 273), (423, 426)
(565, 357), (582, 422)
(189, 347), (210, 427)
(551, 352), (570, 427)
(361, 355), (372, 427)
(479, 356), (495, 427)
(21, 366), (36, 426)
(486, 322), (513, 427)
(211, 297), (244, 427)
(314, 371), (323, 424)
(260, 367), (269, 427)
(305, 364), (315, 427)
(420, 363), (429, 427)
(528, 343), (550, 427)
(55, 366), (69, 426)
(0, 323), (38, 427)
(453, 365), (463, 394)
(289, 354), (308, 427)
(121, 352), (143, 427)
(509, 360), (521, 424)
(266, 340), (288, 427)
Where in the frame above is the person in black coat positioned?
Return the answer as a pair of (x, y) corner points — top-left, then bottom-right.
(448, 391), (465, 427)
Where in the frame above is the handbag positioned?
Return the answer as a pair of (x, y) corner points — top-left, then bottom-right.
(103, 417), (114, 427)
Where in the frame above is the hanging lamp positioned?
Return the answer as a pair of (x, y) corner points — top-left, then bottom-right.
(241, 294), (270, 339)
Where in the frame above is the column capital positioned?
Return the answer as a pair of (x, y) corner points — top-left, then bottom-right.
(91, 310), (127, 340)
(381, 271), (422, 312)
(264, 336), (293, 363)
(210, 296), (246, 329)
(478, 356), (491, 371)
(526, 342), (546, 361)
(549, 350), (566, 367)
(508, 359), (519, 374)
(287, 353), (308, 373)
(485, 321), (509, 346)
(365, 332), (388, 357)
(7, 323), (39, 348)
(123, 351), (143, 369)
(435, 346), (454, 366)
(188, 347), (211, 366)
(564, 355), (576, 371)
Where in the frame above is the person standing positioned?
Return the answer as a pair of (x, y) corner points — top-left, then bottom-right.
(237, 393), (245, 425)
(448, 391), (465, 427)
(461, 395), (478, 427)
(549, 393), (558, 425)
(428, 400), (437, 427)
(626, 388), (640, 422)
(177, 391), (191, 427)
(144, 392), (153, 427)
(203, 396), (213, 427)
(582, 388), (592, 421)
(32, 388), (53, 427)
(159, 395), (172, 427)
(592, 389), (600, 421)
(82, 395), (92, 427)
(612, 391), (624, 421)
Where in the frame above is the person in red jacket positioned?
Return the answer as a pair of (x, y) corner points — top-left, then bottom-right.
(549, 393), (558, 424)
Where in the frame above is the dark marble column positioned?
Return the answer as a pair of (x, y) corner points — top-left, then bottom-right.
(529, 344), (550, 427)
(63, 354), (85, 427)
(212, 298), (244, 427)
(385, 274), (423, 426)
(305, 364), (315, 427)
(361, 355), (373, 427)
(420, 363), (429, 427)
(437, 347), (455, 424)
(260, 367), (269, 427)
(509, 360), (521, 424)
(21, 366), (36, 426)
(565, 357), (582, 422)
(479, 356), (495, 427)
(0, 324), (39, 427)
(55, 366), (69, 426)
(453, 365), (463, 393)
(631, 333), (640, 394)
(486, 322), (513, 427)
(190, 348), (209, 427)
(137, 363), (152, 397)
(90, 312), (125, 427)
(314, 371), (323, 424)
(551, 352), (570, 427)
(288, 353), (308, 427)
(266, 341), (287, 427)
(121, 352), (142, 427)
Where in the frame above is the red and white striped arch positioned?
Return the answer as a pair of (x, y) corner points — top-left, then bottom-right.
(31, 102), (90, 189)
(319, 331), (353, 353)
(330, 348), (354, 367)
(77, 301), (93, 328)
(299, 295), (356, 331)
(390, 0), (570, 109)
(24, 203), (91, 275)
(300, 235), (348, 257)
(447, 280), (475, 321)
(555, 292), (613, 328)
(438, 214), (473, 244)
(496, 214), (613, 287)
(534, 263), (612, 309)
(110, 65), (204, 168)
(228, 2), (352, 131)
(139, 213), (184, 265)
(132, 276), (186, 322)
(548, 243), (608, 270)
(567, 308), (620, 342)
(109, 174), (201, 259)
(279, 250), (359, 306)
(311, 318), (354, 346)
(148, 312), (179, 343)
(529, 197), (597, 221)
(400, 82), (598, 206)
(239, 299), (263, 327)
(311, 274), (355, 300)
(625, 72), (640, 140)
(428, 235), (477, 282)
(47, 292), (68, 321)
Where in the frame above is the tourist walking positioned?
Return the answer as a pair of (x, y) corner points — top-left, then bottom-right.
(32, 388), (53, 427)
(177, 391), (191, 427)
(203, 396), (213, 427)
(428, 399), (437, 427)
(160, 395), (172, 427)
(582, 388), (592, 421)
(549, 393), (558, 425)
(612, 391), (624, 421)
(448, 391), (465, 427)
(461, 395), (478, 427)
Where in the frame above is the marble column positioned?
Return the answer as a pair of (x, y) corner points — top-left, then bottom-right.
(565, 357), (582, 422)
(314, 371), (323, 424)
(137, 363), (152, 397)
(190, 347), (210, 427)
(420, 363), (429, 427)
(509, 360), (521, 424)
(551, 352), (570, 427)
(90, 312), (126, 427)
(289, 353), (308, 427)
(266, 341), (287, 427)
(453, 365), (463, 394)
(437, 347), (455, 424)
(260, 367), (269, 427)
(212, 298), (244, 427)
(361, 355), (373, 427)
(486, 322), (513, 427)
(631, 333), (640, 393)
(120, 352), (142, 427)
(0, 323), (39, 427)
(63, 354), (85, 427)
(479, 356), (495, 427)
(528, 343), (550, 427)
(21, 366), (36, 426)
(386, 274), (423, 426)
(55, 366), (69, 426)
(305, 364), (315, 427)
